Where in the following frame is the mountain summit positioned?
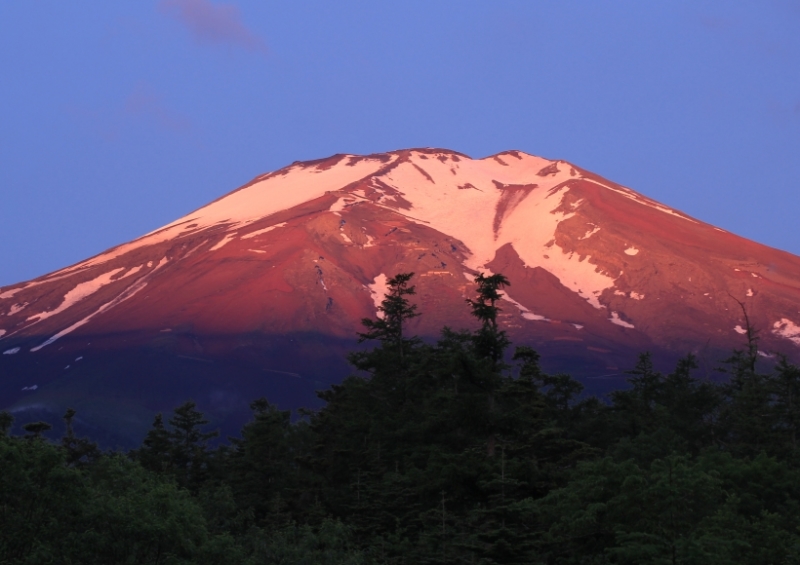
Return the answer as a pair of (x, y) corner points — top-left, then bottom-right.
(2, 148), (799, 442)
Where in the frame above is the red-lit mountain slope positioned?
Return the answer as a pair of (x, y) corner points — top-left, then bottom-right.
(2, 149), (799, 443)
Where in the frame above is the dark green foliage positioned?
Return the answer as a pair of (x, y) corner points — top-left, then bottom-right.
(467, 272), (512, 367)
(134, 400), (219, 492)
(61, 407), (100, 467)
(772, 356), (800, 456)
(0, 429), (218, 564)
(355, 272), (419, 365)
(242, 519), (373, 564)
(21, 420), (51, 439)
(136, 412), (172, 472)
(3, 272), (800, 563)
(226, 397), (316, 529)
(0, 410), (13, 436)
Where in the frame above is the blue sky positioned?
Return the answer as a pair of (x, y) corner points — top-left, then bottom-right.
(1, 1), (799, 286)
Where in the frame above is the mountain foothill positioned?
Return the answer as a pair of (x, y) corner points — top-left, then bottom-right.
(1, 147), (799, 444)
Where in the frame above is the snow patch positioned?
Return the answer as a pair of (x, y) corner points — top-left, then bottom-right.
(747, 288), (753, 297)
(609, 312), (634, 328)
(624, 247), (639, 256)
(118, 265), (144, 279)
(30, 258), (168, 352)
(630, 292), (644, 300)
(0, 287), (24, 300)
(340, 233), (352, 243)
(3, 347), (20, 355)
(8, 304), (27, 316)
(502, 292), (549, 322)
(329, 198), (350, 214)
(209, 233), (237, 251)
(162, 156), (392, 232)
(368, 274), (390, 318)
(248, 249), (267, 254)
(773, 318), (800, 346)
(46, 157), (391, 276)
(375, 154), (615, 309)
(572, 324), (584, 330)
(581, 176), (699, 224)
(580, 226), (601, 240)
(734, 325), (747, 335)
(241, 223), (287, 239)
(21, 385), (38, 391)
(26, 268), (127, 324)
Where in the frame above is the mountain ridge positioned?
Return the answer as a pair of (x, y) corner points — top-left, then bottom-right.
(2, 147), (799, 444)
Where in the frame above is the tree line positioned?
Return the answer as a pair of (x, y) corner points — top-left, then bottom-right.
(2, 272), (800, 564)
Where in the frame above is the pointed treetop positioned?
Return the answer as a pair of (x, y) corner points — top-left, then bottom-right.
(467, 272), (510, 329)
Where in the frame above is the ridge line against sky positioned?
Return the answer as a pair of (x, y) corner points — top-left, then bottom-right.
(0, 0), (799, 286)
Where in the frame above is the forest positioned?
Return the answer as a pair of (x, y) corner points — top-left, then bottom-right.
(2, 273), (800, 564)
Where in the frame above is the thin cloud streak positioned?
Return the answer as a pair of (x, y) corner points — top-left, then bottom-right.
(158, 0), (267, 53)
(66, 82), (192, 141)
(124, 82), (192, 133)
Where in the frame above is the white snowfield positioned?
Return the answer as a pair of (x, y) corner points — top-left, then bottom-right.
(5, 149), (709, 340)
(52, 156), (396, 275)
(28, 258), (169, 352)
(368, 152), (622, 310)
(0, 288), (22, 300)
(241, 223), (286, 239)
(0, 265), (151, 346)
(368, 274), (390, 319)
(26, 268), (128, 324)
(609, 312), (635, 329)
(502, 292), (549, 322)
(773, 319), (800, 346)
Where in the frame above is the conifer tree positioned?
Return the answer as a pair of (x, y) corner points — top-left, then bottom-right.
(136, 413), (173, 473)
(660, 354), (719, 454)
(61, 408), (99, 467)
(0, 411), (12, 437)
(466, 272), (511, 367)
(22, 421), (51, 439)
(611, 352), (665, 437)
(356, 272), (419, 363)
(768, 355), (800, 456)
(168, 401), (219, 491)
(719, 304), (772, 455)
(228, 397), (298, 526)
(135, 403), (218, 491)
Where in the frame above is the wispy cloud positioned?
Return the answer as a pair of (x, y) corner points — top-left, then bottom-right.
(698, 12), (786, 58)
(67, 82), (192, 141)
(765, 98), (800, 124)
(124, 82), (191, 133)
(158, 0), (267, 53)
(698, 15), (734, 31)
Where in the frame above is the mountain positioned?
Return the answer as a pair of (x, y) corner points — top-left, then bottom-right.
(2, 148), (799, 444)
